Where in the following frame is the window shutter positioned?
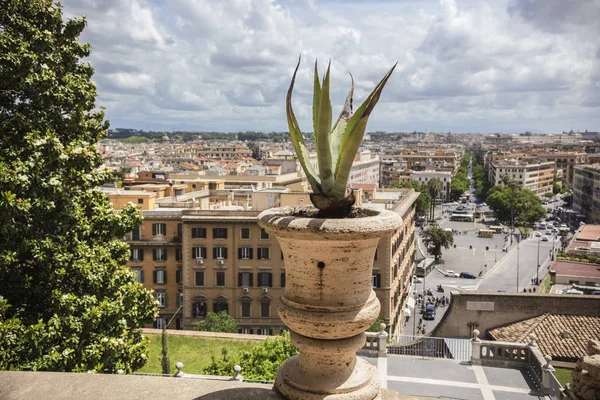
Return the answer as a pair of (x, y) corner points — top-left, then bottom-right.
(238, 248), (242, 260)
(164, 293), (168, 308)
(238, 272), (243, 287)
(152, 224), (156, 235)
(153, 249), (157, 260)
(163, 271), (167, 284)
(223, 248), (228, 259)
(176, 270), (181, 284)
(176, 293), (180, 307)
(178, 223), (182, 236)
(212, 228), (217, 238)
(249, 329), (254, 334)
(268, 273), (273, 287)
(213, 247), (217, 259)
(130, 250), (134, 261)
(269, 329), (273, 335)
(257, 249), (262, 260)
(140, 249), (144, 260)
(162, 249), (167, 261)
(281, 272), (285, 287)
(153, 270), (157, 284)
(140, 270), (144, 283)
(377, 274), (381, 288)
(249, 248), (253, 259)
(162, 224), (167, 236)
(249, 273), (253, 287)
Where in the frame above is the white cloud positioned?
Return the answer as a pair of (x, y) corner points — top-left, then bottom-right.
(59, 0), (600, 133)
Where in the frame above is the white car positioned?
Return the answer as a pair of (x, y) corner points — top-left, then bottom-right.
(445, 270), (460, 277)
(541, 235), (549, 242)
(534, 231), (542, 237)
(559, 289), (584, 295)
(413, 277), (423, 283)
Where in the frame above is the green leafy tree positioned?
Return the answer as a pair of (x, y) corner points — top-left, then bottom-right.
(367, 318), (385, 332)
(422, 226), (454, 260)
(427, 178), (442, 221)
(193, 311), (238, 333)
(0, 0), (156, 373)
(204, 331), (298, 381)
(486, 184), (545, 226)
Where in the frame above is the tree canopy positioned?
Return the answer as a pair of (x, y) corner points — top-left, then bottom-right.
(486, 182), (545, 227)
(422, 226), (454, 260)
(193, 311), (238, 333)
(387, 181), (431, 217)
(0, 0), (156, 372)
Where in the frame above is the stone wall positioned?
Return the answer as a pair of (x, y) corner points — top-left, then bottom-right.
(432, 292), (600, 338)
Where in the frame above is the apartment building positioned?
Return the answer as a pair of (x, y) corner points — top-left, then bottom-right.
(573, 164), (600, 224)
(488, 159), (555, 195)
(396, 150), (462, 173)
(309, 150), (380, 186)
(411, 170), (452, 201)
(197, 144), (253, 160)
(533, 152), (588, 187)
(119, 188), (419, 337)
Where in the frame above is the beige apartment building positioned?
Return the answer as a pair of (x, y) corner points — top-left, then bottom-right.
(532, 152), (588, 187)
(573, 164), (600, 224)
(488, 159), (555, 195)
(197, 144), (253, 160)
(118, 188), (419, 337)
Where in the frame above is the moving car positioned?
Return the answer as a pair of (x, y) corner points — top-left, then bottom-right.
(534, 231), (542, 237)
(413, 277), (424, 283)
(541, 235), (549, 242)
(460, 272), (477, 279)
(445, 270), (460, 277)
(423, 304), (436, 320)
(559, 289), (584, 295)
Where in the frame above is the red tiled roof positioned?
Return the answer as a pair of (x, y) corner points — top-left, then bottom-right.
(551, 261), (600, 278)
(489, 314), (600, 361)
(576, 225), (600, 241)
(350, 183), (376, 191)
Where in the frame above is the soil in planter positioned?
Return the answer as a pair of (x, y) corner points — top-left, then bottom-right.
(294, 207), (379, 219)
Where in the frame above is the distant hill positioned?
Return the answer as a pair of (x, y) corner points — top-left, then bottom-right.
(107, 129), (292, 142)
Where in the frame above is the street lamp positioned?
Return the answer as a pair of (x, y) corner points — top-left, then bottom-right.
(536, 236), (541, 284)
(495, 244), (497, 263)
(516, 232), (520, 292)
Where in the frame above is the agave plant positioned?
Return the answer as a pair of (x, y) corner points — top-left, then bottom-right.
(286, 57), (396, 217)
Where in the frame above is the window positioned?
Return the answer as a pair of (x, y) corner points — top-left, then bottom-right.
(133, 269), (144, 283)
(177, 223), (182, 237)
(260, 228), (270, 239)
(216, 271), (226, 287)
(238, 247), (253, 260)
(130, 248), (144, 261)
(372, 272), (381, 288)
(192, 300), (207, 317)
(281, 272), (286, 287)
(175, 248), (182, 261)
(257, 247), (270, 260)
(213, 228), (228, 239)
(154, 269), (166, 284)
(257, 272), (272, 287)
(214, 301), (228, 314)
(137, 198), (144, 204)
(240, 328), (253, 334)
(153, 248), (167, 261)
(156, 292), (167, 308)
(238, 272), (253, 287)
(241, 302), (251, 318)
(258, 328), (272, 335)
(195, 271), (205, 286)
(155, 318), (164, 329)
(240, 227), (250, 240)
(213, 246), (228, 259)
(261, 302), (270, 318)
(176, 292), (183, 307)
(192, 247), (207, 259)
(192, 227), (206, 239)
(152, 223), (166, 236)
(176, 269), (182, 284)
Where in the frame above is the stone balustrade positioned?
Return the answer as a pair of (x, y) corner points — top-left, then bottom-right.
(357, 323), (388, 358)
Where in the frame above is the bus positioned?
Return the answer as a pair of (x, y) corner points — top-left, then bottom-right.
(450, 213), (474, 222)
(489, 225), (504, 234)
(478, 229), (494, 238)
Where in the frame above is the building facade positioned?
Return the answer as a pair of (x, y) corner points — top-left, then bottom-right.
(573, 165), (600, 224)
(411, 170), (452, 201)
(122, 189), (418, 337)
(488, 159), (555, 195)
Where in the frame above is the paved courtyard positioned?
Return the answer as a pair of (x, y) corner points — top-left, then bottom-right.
(383, 357), (545, 400)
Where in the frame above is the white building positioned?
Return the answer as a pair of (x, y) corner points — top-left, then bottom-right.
(411, 170), (452, 201)
(308, 149), (380, 187)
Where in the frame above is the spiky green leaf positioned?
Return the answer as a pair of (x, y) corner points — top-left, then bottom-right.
(312, 61), (321, 143)
(286, 57), (322, 194)
(316, 62), (334, 193)
(330, 73), (354, 177)
(330, 63), (397, 199)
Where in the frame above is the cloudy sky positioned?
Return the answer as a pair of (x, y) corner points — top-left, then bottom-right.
(60, 0), (600, 134)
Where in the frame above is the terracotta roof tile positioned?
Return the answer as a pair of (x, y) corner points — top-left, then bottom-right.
(488, 314), (600, 361)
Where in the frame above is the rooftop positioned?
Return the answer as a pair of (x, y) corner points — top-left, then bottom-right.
(550, 261), (600, 279)
(489, 313), (600, 361)
(576, 224), (600, 241)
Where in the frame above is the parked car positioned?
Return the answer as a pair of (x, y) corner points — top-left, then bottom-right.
(423, 304), (436, 320)
(591, 291), (600, 295)
(541, 235), (549, 242)
(460, 272), (477, 279)
(445, 270), (460, 277)
(413, 277), (424, 283)
(559, 289), (584, 295)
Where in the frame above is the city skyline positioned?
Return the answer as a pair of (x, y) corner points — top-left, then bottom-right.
(60, 0), (600, 133)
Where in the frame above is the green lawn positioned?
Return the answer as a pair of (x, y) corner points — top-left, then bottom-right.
(554, 368), (572, 388)
(137, 334), (259, 375)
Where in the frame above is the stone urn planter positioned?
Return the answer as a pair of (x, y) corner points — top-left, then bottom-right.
(258, 206), (401, 400)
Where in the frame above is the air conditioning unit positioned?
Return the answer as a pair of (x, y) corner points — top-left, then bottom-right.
(262, 288), (269, 293)
(196, 257), (204, 264)
(218, 258), (225, 265)
(243, 288), (249, 293)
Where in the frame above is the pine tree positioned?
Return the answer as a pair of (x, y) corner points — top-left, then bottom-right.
(0, 0), (156, 373)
